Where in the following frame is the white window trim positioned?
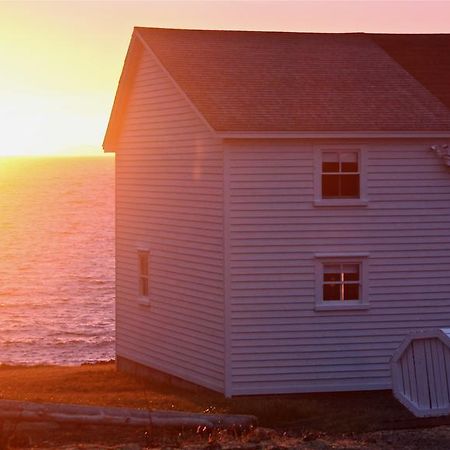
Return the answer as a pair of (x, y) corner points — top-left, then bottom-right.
(137, 249), (151, 306)
(313, 145), (368, 207)
(314, 253), (369, 311)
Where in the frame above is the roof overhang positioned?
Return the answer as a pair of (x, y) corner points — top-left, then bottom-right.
(216, 131), (450, 140)
(103, 32), (145, 152)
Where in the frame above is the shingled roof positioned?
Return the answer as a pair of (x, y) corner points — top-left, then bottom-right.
(107, 28), (450, 139)
(134, 28), (450, 133)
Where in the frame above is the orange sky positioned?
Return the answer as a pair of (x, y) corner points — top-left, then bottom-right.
(1, 0), (450, 156)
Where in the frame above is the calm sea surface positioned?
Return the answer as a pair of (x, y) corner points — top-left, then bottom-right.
(0, 156), (115, 365)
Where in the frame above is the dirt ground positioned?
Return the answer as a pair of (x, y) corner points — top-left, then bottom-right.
(9, 425), (450, 449)
(2, 364), (450, 449)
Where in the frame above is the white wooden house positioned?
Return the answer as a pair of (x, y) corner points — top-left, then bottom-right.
(103, 28), (450, 404)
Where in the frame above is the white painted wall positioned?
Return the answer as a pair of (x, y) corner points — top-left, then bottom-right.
(225, 140), (450, 395)
(115, 46), (225, 392)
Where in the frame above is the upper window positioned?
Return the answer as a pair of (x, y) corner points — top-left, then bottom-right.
(322, 151), (359, 198)
(314, 254), (369, 311)
(138, 250), (150, 304)
(314, 146), (367, 206)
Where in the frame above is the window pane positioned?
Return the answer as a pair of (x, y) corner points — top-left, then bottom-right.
(322, 175), (340, 198)
(344, 283), (360, 300)
(139, 254), (148, 275)
(341, 161), (358, 173)
(140, 277), (148, 297)
(324, 284), (341, 301)
(341, 174), (359, 197)
(322, 152), (339, 172)
(324, 264), (341, 282)
(343, 264), (359, 281)
(340, 152), (358, 173)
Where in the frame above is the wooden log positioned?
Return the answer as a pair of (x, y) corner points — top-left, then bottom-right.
(0, 399), (256, 431)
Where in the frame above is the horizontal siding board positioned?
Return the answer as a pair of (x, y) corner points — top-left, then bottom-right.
(117, 311), (223, 350)
(116, 288), (223, 321)
(230, 306), (450, 325)
(233, 369), (390, 383)
(228, 328), (447, 341)
(233, 363), (389, 376)
(232, 349), (391, 360)
(229, 222), (450, 232)
(117, 243), (223, 267)
(230, 301), (450, 313)
(117, 297), (223, 326)
(114, 330), (224, 367)
(232, 356), (390, 367)
(116, 202), (223, 219)
(227, 141), (450, 395)
(230, 231), (450, 240)
(117, 276), (223, 304)
(229, 245), (450, 254)
(116, 252), (223, 275)
(117, 220), (222, 240)
(229, 209), (450, 218)
(231, 342), (400, 353)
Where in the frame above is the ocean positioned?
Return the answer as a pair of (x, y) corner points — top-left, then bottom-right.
(0, 156), (115, 365)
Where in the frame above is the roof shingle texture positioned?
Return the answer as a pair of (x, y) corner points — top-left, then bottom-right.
(136, 28), (450, 132)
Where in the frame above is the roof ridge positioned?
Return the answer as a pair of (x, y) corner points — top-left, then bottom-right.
(134, 26), (371, 35)
(134, 26), (450, 36)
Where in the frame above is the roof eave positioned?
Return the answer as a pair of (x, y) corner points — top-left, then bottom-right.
(216, 130), (450, 140)
(103, 30), (147, 153)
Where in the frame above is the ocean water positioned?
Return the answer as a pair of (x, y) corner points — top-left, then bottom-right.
(0, 156), (115, 365)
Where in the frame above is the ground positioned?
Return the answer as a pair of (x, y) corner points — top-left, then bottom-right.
(0, 362), (449, 449)
(15, 426), (450, 449)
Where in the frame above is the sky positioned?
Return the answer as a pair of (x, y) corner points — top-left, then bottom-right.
(1, 0), (450, 156)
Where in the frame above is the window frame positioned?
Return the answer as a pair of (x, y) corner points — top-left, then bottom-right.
(314, 253), (369, 311)
(137, 249), (151, 306)
(314, 145), (368, 207)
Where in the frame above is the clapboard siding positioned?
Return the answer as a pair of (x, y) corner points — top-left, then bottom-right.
(226, 140), (450, 395)
(114, 47), (225, 392)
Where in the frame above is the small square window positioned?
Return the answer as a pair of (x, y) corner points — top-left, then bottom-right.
(314, 146), (367, 207)
(138, 250), (150, 304)
(323, 263), (360, 301)
(315, 254), (369, 311)
(322, 151), (359, 199)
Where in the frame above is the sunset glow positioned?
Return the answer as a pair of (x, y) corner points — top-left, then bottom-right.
(1, 1), (450, 156)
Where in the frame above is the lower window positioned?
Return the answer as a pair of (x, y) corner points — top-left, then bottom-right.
(323, 263), (360, 301)
(315, 254), (368, 310)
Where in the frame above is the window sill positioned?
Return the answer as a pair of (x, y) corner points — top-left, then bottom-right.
(315, 303), (369, 312)
(138, 297), (151, 306)
(313, 198), (368, 208)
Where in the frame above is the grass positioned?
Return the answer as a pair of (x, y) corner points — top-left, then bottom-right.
(0, 362), (418, 434)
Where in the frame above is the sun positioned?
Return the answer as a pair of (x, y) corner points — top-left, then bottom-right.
(0, 91), (107, 157)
